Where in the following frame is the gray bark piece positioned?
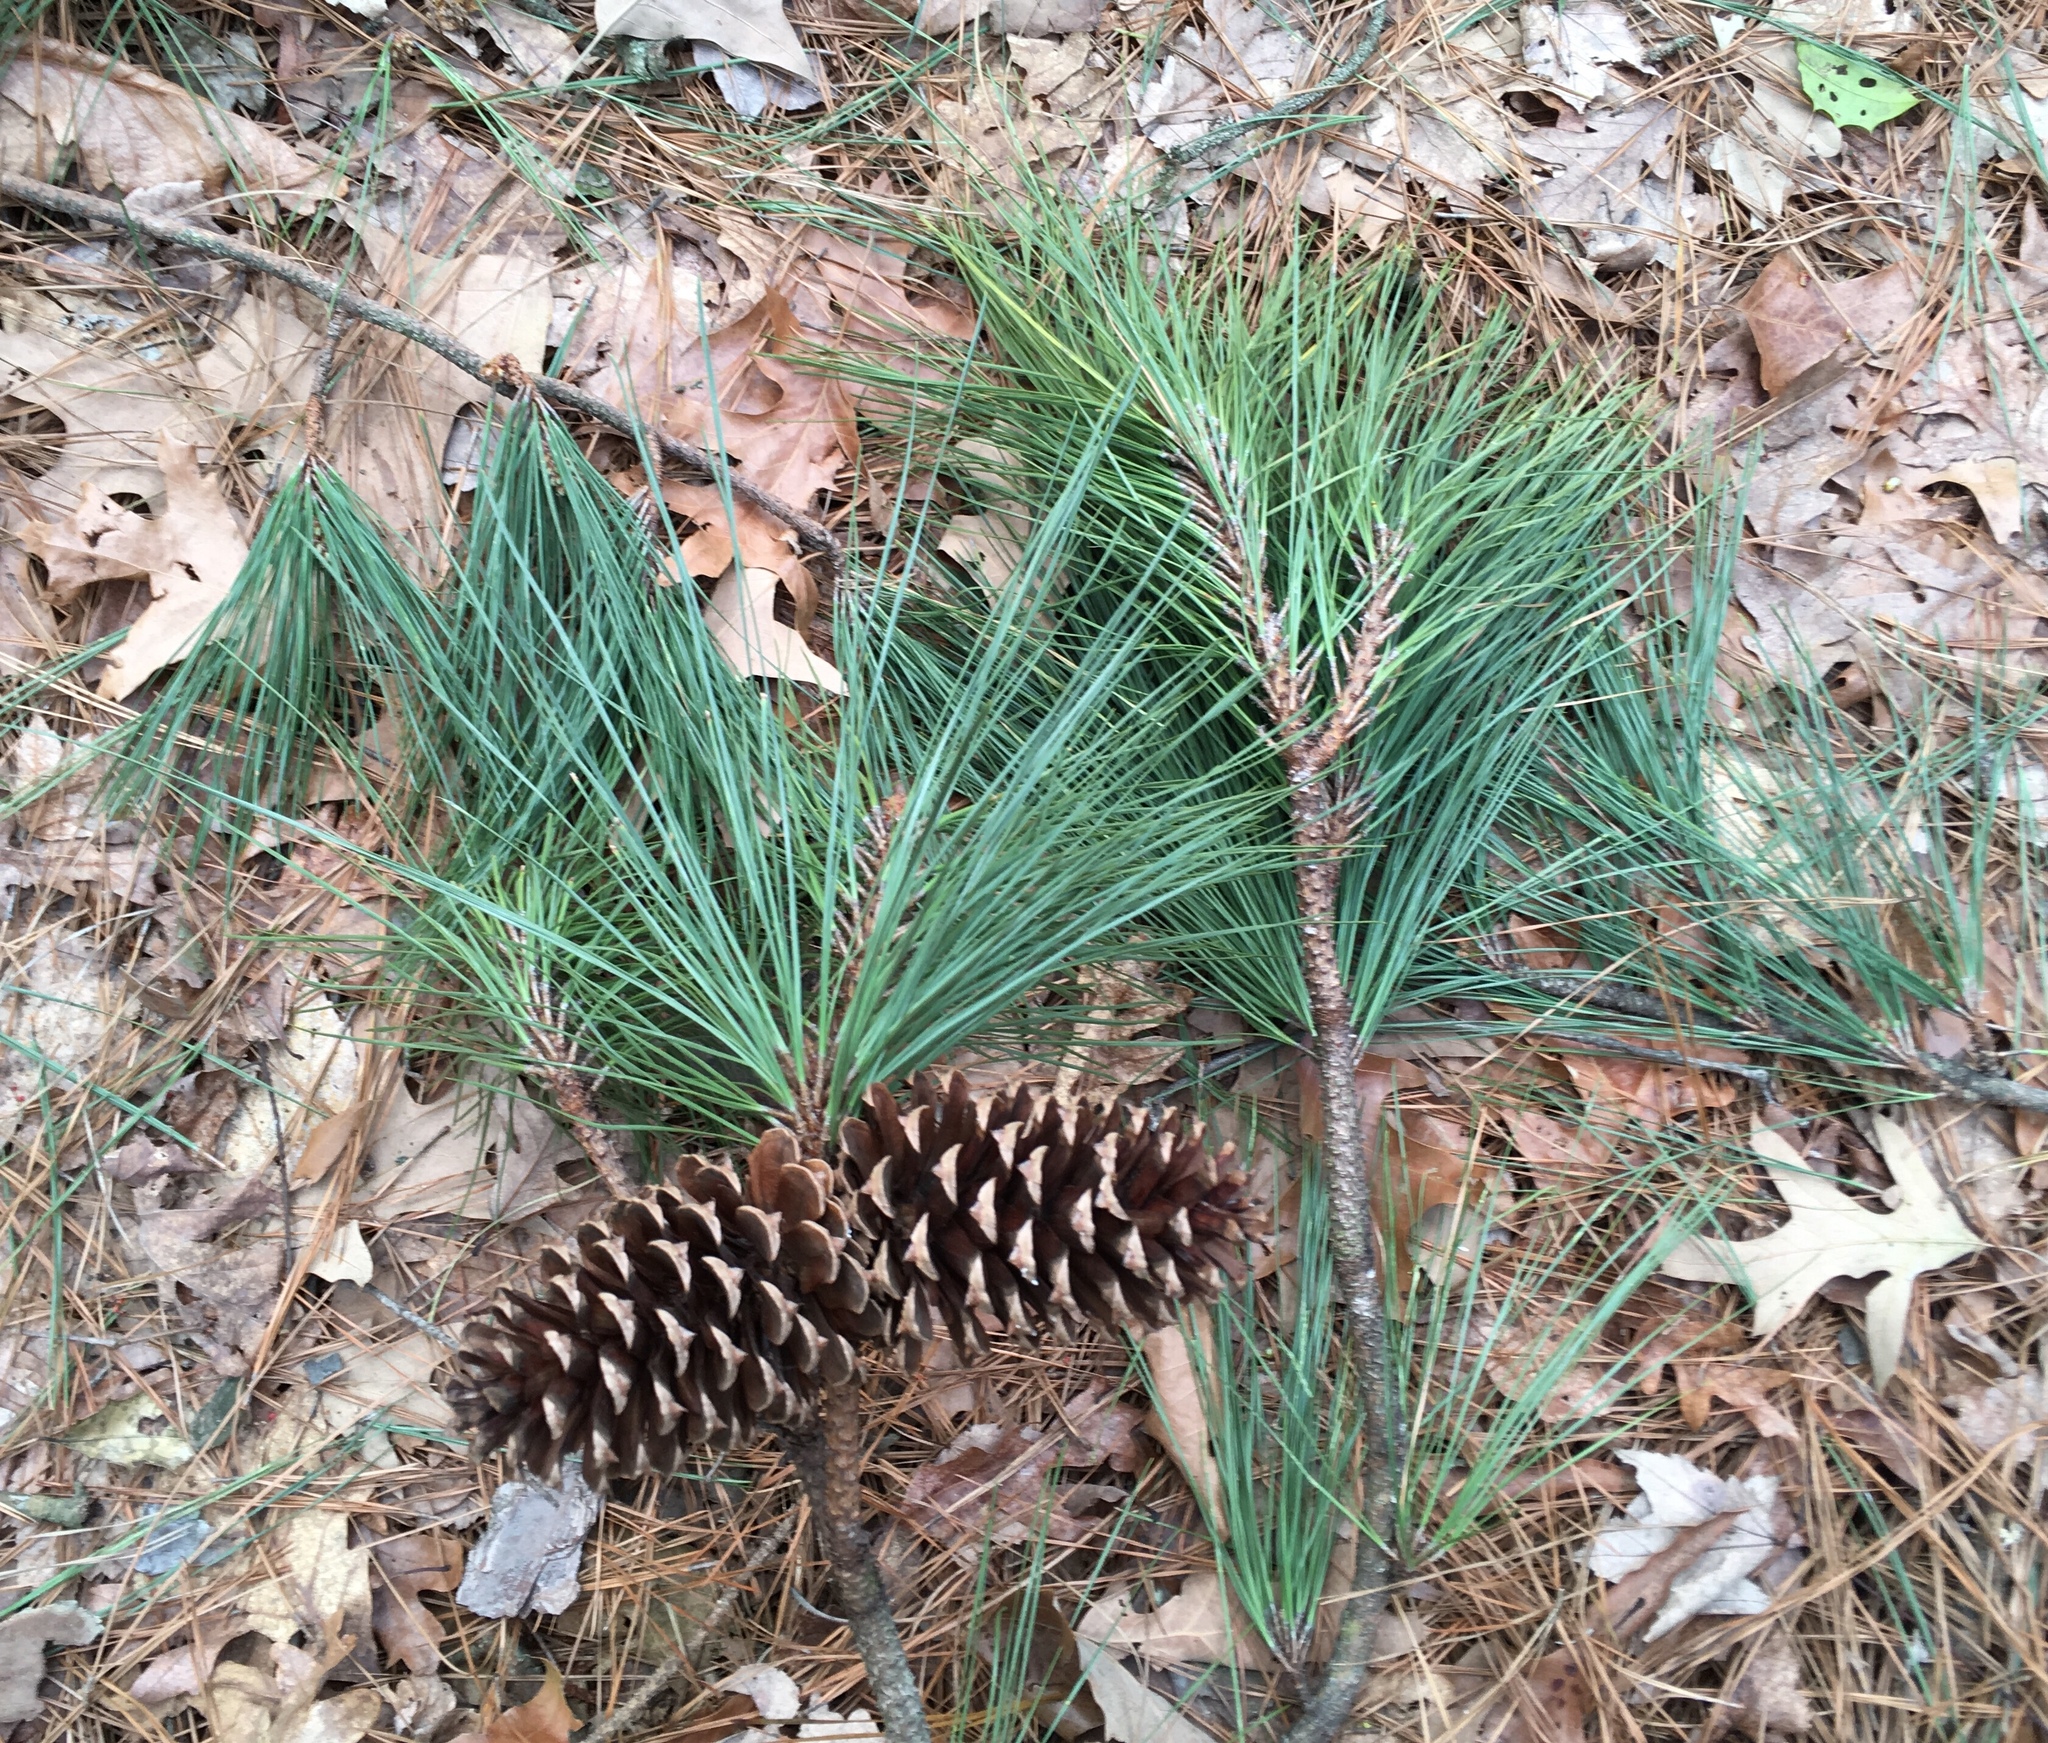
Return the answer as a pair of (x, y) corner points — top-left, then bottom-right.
(454, 1461), (602, 1618)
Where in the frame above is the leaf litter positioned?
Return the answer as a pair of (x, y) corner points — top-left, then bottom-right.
(2, 0), (2047, 1739)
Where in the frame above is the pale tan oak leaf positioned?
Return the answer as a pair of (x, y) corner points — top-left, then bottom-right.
(1661, 1115), (1981, 1385)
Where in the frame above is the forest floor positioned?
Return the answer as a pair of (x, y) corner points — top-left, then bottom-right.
(2, 1), (2046, 1741)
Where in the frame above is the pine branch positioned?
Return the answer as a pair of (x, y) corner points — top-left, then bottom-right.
(1180, 440), (1401, 1743)
(0, 173), (844, 577)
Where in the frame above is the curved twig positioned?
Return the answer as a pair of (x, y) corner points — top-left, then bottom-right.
(0, 173), (844, 577)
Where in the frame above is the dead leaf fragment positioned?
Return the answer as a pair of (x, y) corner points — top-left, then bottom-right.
(59, 1390), (194, 1467)
(458, 1662), (579, 1743)
(1140, 1323), (1223, 1523)
(1741, 255), (1919, 395)
(0, 39), (327, 201)
(0, 1602), (101, 1723)
(19, 435), (250, 702)
(1585, 1449), (1795, 1642)
(705, 567), (845, 691)
(1660, 1116), (1983, 1385)
(1943, 1369), (2045, 1463)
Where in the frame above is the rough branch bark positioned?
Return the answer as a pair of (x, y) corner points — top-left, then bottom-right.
(1189, 421), (1404, 1740)
(785, 1385), (933, 1743)
(0, 172), (843, 576)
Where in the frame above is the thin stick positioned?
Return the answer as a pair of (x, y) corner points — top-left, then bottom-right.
(517, 946), (640, 1200)
(0, 173), (844, 576)
(1507, 970), (2048, 1113)
(1189, 419), (1400, 1740)
(784, 1383), (932, 1743)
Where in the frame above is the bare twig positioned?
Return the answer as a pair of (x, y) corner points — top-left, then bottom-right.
(1914, 1054), (2048, 1114)
(1186, 426), (1401, 1742)
(301, 308), (350, 462)
(783, 1382), (932, 1743)
(517, 954), (639, 1201)
(0, 173), (844, 576)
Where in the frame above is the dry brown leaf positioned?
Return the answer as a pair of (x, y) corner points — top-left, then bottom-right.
(125, 1618), (246, 1708)
(354, 1075), (580, 1222)
(0, 39), (328, 201)
(1071, 1597), (1211, 1743)
(1139, 1322), (1223, 1523)
(1741, 254), (1919, 396)
(1942, 1369), (2045, 1463)
(17, 434), (248, 702)
(1498, 1647), (1588, 1743)
(1078, 1572), (1276, 1671)
(704, 566), (845, 691)
(0, 1604), (101, 1723)
(1560, 1050), (1745, 1127)
(1674, 1361), (1800, 1439)
(370, 1529), (465, 1675)
(459, 1665), (580, 1742)
(1724, 1626), (1814, 1737)
(899, 1419), (1112, 1557)
(243, 1511), (376, 1672)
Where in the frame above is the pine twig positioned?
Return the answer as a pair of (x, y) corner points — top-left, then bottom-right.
(0, 173), (844, 577)
(784, 1383), (932, 1743)
(515, 942), (639, 1200)
(1185, 427), (1401, 1742)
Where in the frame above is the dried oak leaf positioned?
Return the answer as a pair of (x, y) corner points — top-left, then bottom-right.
(1740, 254), (1919, 395)
(370, 1529), (466, 1674)
(1660, 1116), (1982, 1386)
(1585, 1450), (1796, 1643)
(0, 38), (326, 201)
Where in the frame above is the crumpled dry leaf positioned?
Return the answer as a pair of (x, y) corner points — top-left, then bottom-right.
(18, 434), (249, 702)
(0, 1603), (101, 1723)
(1661, 1116), (1984, 1386)
(126, 1616), (245, 1708)
(899, 1395), (1138, 1559)
(1077, 1571), (1274, 1671)
(595, 0), (812, 81)
(453, 1663), (577, 1743)
(705, 566), (845, 692)
(1942, 1368), (2045, 1463)
(133, 1172), (283, 1360)
(59, 1389), (195, 1468)
(370, 1529), (466, 1675)
(1726, 1626), (1815, 1737)
(713, 1663), (802, 1722)
(354, 1074), (581, 1222)
(0, 39), (328, 202)
(1740, 254), (1920, 396)
(1519, 0), (1647, 106)
(455, 1463), (602, 1619)
(1073, 1616), (1210, 1743)
(1586, 1450), (1795, 1642)
(0, 926), (139, 1148)
(203, 1615), (382, 1743)
(242, 1510), (376, 1675)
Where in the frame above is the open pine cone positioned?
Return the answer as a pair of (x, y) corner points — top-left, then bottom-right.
(839, 1072), (1266, 1364)
(448, 1129), (867, 1483)
(450, 1076), (1264, 1482)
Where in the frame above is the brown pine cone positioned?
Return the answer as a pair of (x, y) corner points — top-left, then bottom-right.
(837, 1072), (1264, 1364)
(448, 1128), (865, 1484)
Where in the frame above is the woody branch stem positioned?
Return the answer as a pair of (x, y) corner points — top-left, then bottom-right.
(0, 173), (843, 575)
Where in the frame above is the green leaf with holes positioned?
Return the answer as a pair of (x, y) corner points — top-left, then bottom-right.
(1797, 40), (1919, 129)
